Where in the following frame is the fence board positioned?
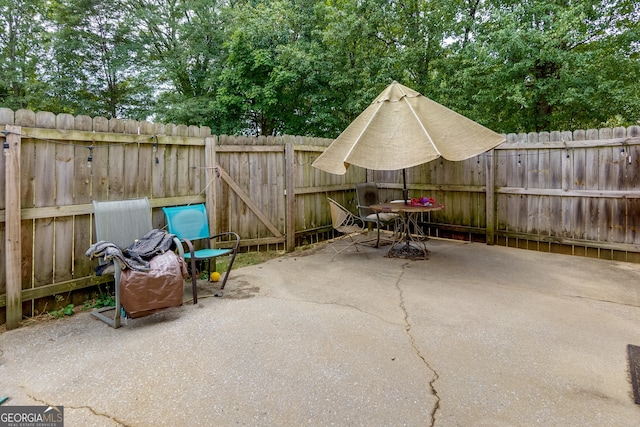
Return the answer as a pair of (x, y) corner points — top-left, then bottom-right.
(0, 225), (4, 298)
(275, 149), (286, 232)
(3, 126), (21, 327)
(189, 145), (203, 201)
(176, 144), (190, 197)
(13, 109), (36, 127)
(229, 149), (244, 235)
(561, 132), (573, 237)
(0, 126), (4, 296)
(217, 136), (231, 232)
(572, 133), (587, 239)
(468, 157), (480, 228)
(495, 149), (508, 233)
(54, 141), (74, 283)
(16, 137), (34, 293)
(630, 199), (640, 245)
(243, 150), (257, 237)
(285, 139), (296, 249)
(123, 143), (140, 197)
(537, 147), (550, 236)
(152, 142), (166, 199)
(138, 143), (153, 198)
(627, 143), (640, 190)
(33, 139), (55, 288)
(468, 157), (479, 228)
(584, 143), (600, 241)
(72, 118), (93, 279)
(506, 136), (520, 235)
(257, 150), (269, 239)
(108, 143), (125, 200)
(0, 143), (4, 210)
(164, 144), (178, 198)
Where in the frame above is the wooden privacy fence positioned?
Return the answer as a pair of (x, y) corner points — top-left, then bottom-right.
(0, 108), (344, 329)
(1, 108), (639, 329)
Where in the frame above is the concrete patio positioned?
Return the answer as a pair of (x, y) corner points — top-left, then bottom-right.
(1, 238), (640, 426)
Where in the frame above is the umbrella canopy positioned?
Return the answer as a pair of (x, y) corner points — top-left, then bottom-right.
(312, 81), (505, 175)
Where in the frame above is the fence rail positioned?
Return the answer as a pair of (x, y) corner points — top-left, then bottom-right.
(1, 108), (639, 329)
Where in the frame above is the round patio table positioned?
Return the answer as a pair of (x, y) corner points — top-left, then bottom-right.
(370, 201), (444, 259)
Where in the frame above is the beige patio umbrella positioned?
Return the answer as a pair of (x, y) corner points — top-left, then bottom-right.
(312, 81), (505, 188)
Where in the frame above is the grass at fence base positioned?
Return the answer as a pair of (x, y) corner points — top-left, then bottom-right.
(200, 250), (286, 276)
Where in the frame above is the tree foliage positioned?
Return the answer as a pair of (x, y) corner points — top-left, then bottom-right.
(0, 0), (638, 135)
(0, 0), (49, 110)
(436, 0), (640, 132)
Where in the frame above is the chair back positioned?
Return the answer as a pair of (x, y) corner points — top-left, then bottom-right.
(355, 182), (379, 217)
(93, 198), (152, 248)
(162, 204), (210, 241)
(328, 198), (349, 229)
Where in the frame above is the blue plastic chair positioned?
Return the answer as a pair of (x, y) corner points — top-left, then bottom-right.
(162, 204), (240, 302)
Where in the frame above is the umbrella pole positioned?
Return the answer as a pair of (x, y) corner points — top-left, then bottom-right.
(402, 169), (409, 205)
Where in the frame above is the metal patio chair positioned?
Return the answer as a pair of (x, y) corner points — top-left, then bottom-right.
(355, 182), (399, 247)
(327, 197), (374, 261)
(90, 197), (183, 328)
(162, 204), (240, 302)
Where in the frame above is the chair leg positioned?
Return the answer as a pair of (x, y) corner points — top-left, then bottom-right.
(114, 268), (122, 328)
(90, 268), (122, 328)
(329, 234), (370, 261)
(182, 239), (199, 304)
(190, 257), (198, 304)
(220, 251), (238, 291)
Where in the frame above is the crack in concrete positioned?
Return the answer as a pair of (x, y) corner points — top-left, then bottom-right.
(466, 279), (639, 308)
(28, 393), (129, 426)
(395, 262), (441, 427)
(258, 280), (443, 424)
(571, 294), (640, 307)
(263, 295), (403, 327)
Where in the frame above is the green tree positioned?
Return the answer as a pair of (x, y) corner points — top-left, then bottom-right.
(309, 0), (457, 136)
(2, 0), (638, 135)
(0, 0), (49, 110)
(128, 0), (229, 127)
(42, 0), (155, 118)
(212, 0), (320, 135)
(437, 0), (640, 132)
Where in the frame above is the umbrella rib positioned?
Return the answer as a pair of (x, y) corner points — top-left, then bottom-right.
(342, 98), (387, 163)
(398, 87), (441, 158)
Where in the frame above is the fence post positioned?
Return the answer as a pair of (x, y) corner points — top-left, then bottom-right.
(485, 149), (495, 245)
(285, 139), (296, 251)
(4, 125), (21, 329)
(204, 136), (217, 232)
